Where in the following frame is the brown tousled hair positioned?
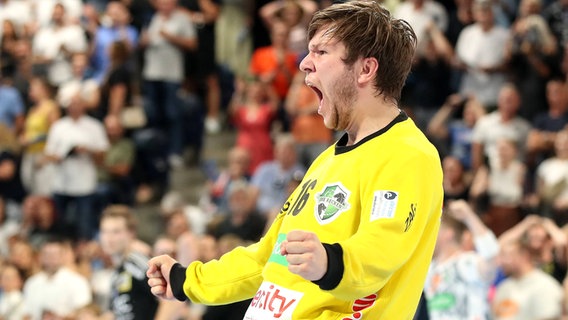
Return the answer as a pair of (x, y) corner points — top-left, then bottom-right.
(307, 0), (416, 102)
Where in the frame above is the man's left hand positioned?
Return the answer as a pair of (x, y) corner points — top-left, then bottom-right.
(281, 230), (328, 281)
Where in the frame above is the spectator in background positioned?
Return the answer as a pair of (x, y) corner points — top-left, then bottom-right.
(492, 238), (564, 320)
(470, 83), (531, 171)
(141, 0), (197, 169)
(19, 77), (60, 196)
(31, 2), (88, 87)
(470, 138), (526, 236)
(249, 133), (305, 217)
(98, 205), (159, 320)
(441, 155), (471, 203)
(75, 303), (105, 320)
(97, 40), (134, 121)
(95, 115), (135, 212)
(0, 124), (26, 204)
(394, 0), (449, 37)
(424, 200), (499, 319)
(32, 0), (83, 29)
(163, 210), (200, 266)
(0, 0), (33, 39)
(6, 238), (38, 281)
(445, 0), (475, 47)
(229, 75), (278, 174)
(205, 146), (252, 215)
(179, 0), (222, 134)
(526, 77), (568, 168)
(542, 0), (568, 49)
(211, 179), (267, 242)
(394, 0), (452, 124)
(1, 19), (19, 73)
(160, 191), (212, 237)
(22, 237), (93, 320)
(150, 234), (192, 320)
(249, 20), (298, 129)
(400, 21), (454, 130)
(0, 263), (26, 320)
(532, 130), (568, 224)
(0, 196), (19, 258)
(427, 93), (486, 169)
(505, 0), (560, 120)
(499, 215), (567, 283)
(454, 0), (510, 109)
(20, 195), (72, 249)
(259, 0), (317, 57)
(0, 74), (25, 137)
(91, 1), (138, 83)
(57, 52), (101, 112)
(10, 38), (34, 108)
(285, 71), (333, 169)
(214, 0), (253, 80)
(43, 91), (109, 241)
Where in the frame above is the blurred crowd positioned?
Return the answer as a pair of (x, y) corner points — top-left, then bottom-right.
(0, 0), (567, 319)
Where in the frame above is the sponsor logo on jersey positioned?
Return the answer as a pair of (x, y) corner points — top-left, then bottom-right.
(244, 281), (303, 320)
(404, 203), (417, 232)
(268, 233), (289, 267)
(370, 190), (399, 221)
(342, 293), (378, 320)
(314, 183), (351, 225)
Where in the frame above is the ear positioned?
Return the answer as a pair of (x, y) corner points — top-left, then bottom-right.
(357, 57), (379, 85)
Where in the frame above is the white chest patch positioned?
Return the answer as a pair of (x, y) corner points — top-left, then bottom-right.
(244, 281), (304, 320)
(370, 190), (399, 221)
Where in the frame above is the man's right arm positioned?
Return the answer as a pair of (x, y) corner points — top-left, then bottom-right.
(149, 213), (286, 304)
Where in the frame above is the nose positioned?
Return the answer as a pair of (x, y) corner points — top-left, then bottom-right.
(299, 53), (313, 73)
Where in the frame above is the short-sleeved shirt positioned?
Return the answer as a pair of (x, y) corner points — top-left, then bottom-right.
(44, 115), (110, 195)
(492, 269), (563, 320)
(250, 161), (305, 215)
(23, 267), (92, 320)
(143, 10), (196, 82)
(471, 111), (531, 162)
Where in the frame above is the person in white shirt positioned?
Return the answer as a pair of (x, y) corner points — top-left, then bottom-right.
(492, 238), (564, 320)
(455, 0), (510, 108)
(43, 92), (109, 240)
(31, 0), (83, 29)
(31, 2), (88, 86)
(424, 199), (499, 319)
(394, 0), (449, 44)
(471, 83), (531, 171)
(22, 237), (93, 320)
(0, 263), (26, 320)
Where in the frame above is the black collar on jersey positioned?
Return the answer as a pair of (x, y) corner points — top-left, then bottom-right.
(335, 110), (409, 155)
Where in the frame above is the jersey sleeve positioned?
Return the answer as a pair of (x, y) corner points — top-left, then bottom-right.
(181, 213), (284, 304)
(324, 147), (443, 301)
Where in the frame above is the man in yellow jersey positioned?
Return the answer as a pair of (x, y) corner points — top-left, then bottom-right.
(147, 1), (444, 319)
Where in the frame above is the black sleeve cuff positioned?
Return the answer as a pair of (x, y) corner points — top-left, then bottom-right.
(170, 263), (188, 301)
(312, 243), (344, 290)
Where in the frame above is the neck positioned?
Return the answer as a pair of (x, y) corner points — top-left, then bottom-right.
(345, 99), (400, 146)
(480, 22), (493, 32)
(514, 263), (534, 279)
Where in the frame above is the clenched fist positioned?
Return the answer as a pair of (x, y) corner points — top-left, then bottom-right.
(280, 230), (328, 281)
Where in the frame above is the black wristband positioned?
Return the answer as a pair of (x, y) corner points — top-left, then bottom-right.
(170, 263), (188, 301)
(312, 243), (344, 290)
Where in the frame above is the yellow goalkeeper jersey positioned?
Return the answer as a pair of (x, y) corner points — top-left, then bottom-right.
(174, 112), (443, 319)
